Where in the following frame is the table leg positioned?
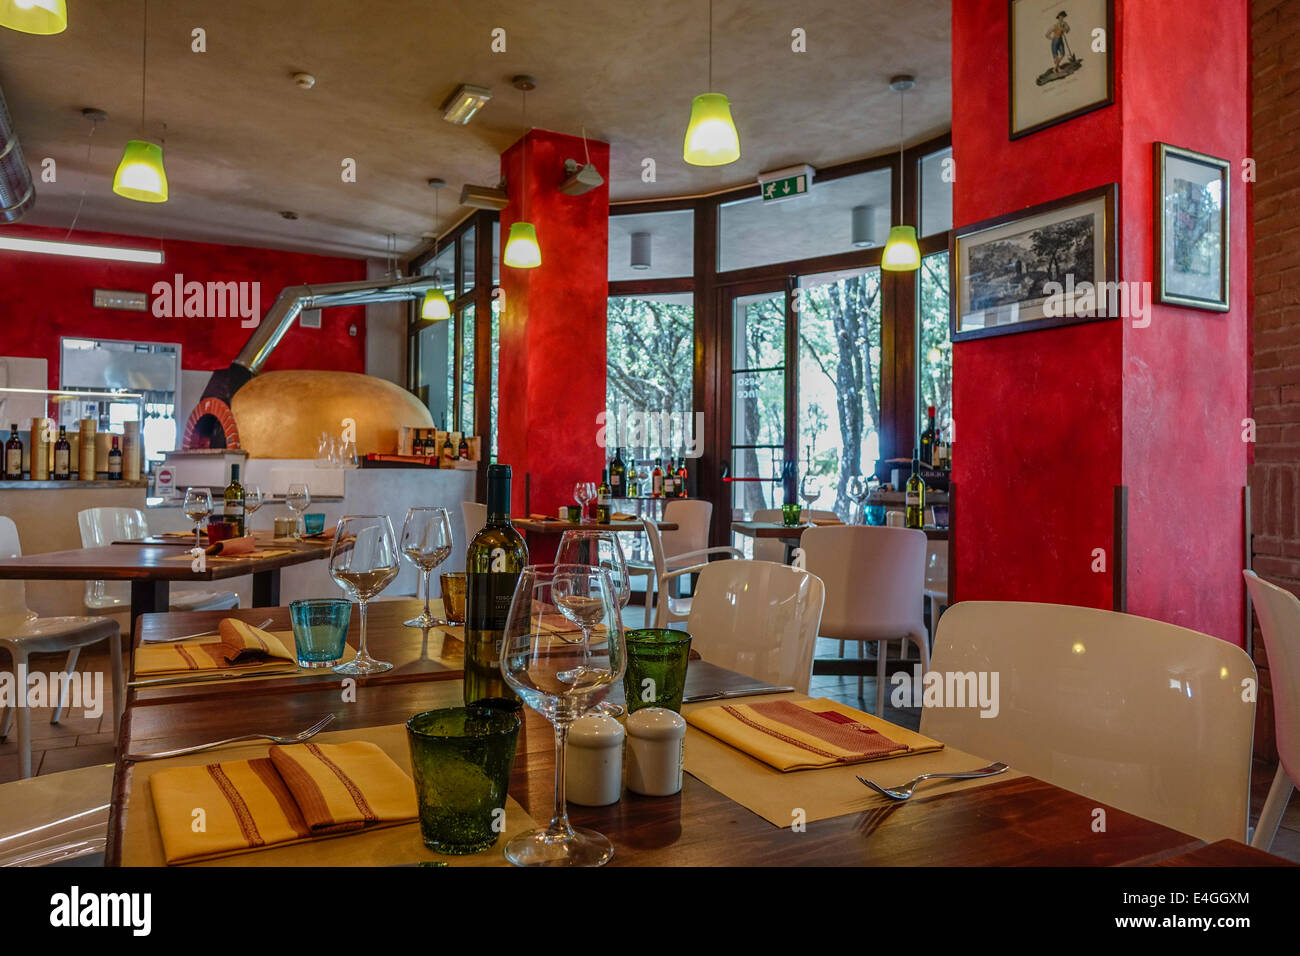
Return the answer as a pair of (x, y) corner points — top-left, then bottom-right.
(252, 568), (280, 607)
(129, 580), (168, 623)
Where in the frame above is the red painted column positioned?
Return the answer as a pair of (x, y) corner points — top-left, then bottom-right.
(497, 129), (610, 518)
(951, 0), (1249, 643)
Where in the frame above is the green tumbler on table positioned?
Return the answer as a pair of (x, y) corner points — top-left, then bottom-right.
(623, 628), (693, 713)
(405, 705), (521, 855)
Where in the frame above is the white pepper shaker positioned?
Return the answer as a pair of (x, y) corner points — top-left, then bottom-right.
(565, 714), (625, 806)
(625, 707), (686, 796)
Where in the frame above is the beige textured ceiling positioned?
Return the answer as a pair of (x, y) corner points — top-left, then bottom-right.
(0, 0), (951, 260)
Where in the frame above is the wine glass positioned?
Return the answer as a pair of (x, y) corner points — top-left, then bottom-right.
(572, 482), (596, 523)
(182, 487), (212, 549)
(847, 476), (871, 526)
(556, 530), (631, 717)
(799, 473), (822, 525)
(243, 485), (264, 531)
(286, 482), (311, 538)
(329, 515), (399, 675)
(501, 564), (625, 866)
(400, 506), (454, 629)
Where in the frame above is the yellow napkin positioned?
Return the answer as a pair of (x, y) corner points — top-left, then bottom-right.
(149, 741), (417, 864)
(134, 619), (296, 675)
(611, 511), (638, 521)
(686, 696), (944, 772)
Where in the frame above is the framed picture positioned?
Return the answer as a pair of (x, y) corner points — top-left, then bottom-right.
(950, 183), (1118, 342)
(1155, 143), (1230, 312)
(1009, 0), (1114, 139)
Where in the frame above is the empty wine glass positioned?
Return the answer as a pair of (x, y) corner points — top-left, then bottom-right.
(501, 564), (625, 866)
(243, 485), (264, 531)
(556, 530), (631, 717)
(286, 483), (311, 538)
(848, 475), (875, 526)
(572, 482), (597, 523)
(799, 473), (822, 525)
(329, 514), (400, 675)
(182, 487), (212, 549)
(401, 506), (454, 629)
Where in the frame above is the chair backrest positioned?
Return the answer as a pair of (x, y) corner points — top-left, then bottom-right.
(685, 559), (825, 694)
(0, 516), (33, 628)
(925, 540), (948, 592)
(659, 499), (712, 566)
(1244, 571), (1300, 788)
(750, 509), (789, 563)
(461, 501), (486, 542)
(800, 525), (927, 641)
(77, 507), (149, 607)
(639, 516), (669, 579)
(920, 601), (1257, 844)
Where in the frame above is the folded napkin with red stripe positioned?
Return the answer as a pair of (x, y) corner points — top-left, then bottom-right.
(149, 740), (417, 864)
(134, 619), (297, 675)
(686, 696), (944, 772)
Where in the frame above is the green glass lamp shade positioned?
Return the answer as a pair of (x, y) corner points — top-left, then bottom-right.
(503, 221), (541, 269)
(421, 288), (451, 321)
(112, 140), (169, 203)
(683, 93), (740, 167)
(0, 0), (67, 35)
(881, 225), (921, 272)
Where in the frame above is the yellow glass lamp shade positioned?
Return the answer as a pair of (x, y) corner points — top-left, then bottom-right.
(0, 0), (67, 35)
(503, 221), (541, 269)
(112, 140), (169, 203)
(881, 225), (921, 272)
(683, 93), (740, 167)
(421, 288), (450, 321)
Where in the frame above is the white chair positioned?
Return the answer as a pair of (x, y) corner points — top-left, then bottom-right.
(921, 601), (1257, 844)
(904, 539), (949, 663)
(799, 526), (929, 713)
(461, 501), (486, 540)
(1243, 571), (1300, 850)
(686, 559), (825, 694)
(0, 517), (123, 779)
(751, 507), (839, 564)
(640, 516), (741, 629)
(0, 763), (112, 865)
(77, 507), (238, 613)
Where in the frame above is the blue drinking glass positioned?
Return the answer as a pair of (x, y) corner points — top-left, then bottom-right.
(304, 513), (326, 535)
(289, 598), (352, 667)
(866, 504), (887, 526)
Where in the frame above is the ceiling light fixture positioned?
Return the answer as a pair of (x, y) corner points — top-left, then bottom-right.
(0, 235), (163, 264)
(630, 232), (652, 271)
(422, 180), (451, 321)
(881, 75), (921, 272)
(503, 76), (541, 269)
(683, 0), (739, 167)
(441, 84), (493, 125)
(0, 0), (66, 35)
(113, 0), (168, 203)
(851, 205), (876, 248)
(460, 183), (510, 210)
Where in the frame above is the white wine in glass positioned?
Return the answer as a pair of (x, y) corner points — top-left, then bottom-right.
(555, 529), (631, 716)
(182, 487), (212, 550)
(329, 515), (399, 675)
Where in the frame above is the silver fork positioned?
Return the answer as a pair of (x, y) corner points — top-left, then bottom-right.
(857, 761), (1008, 800)
(154, 617), (274, 644)
(124, 714), (336, 761)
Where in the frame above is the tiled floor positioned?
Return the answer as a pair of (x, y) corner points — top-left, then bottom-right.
(5, 632), (1300, 864)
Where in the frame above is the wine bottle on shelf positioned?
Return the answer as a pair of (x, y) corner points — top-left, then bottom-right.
(53, 426), (71, 480)
(920, 406), (937, 467)
(464, 463), (528, 706)
(609, 447), (625, 499)
(459, 433), (470, 460)
(661, 455), (675, 497)
(4, 424), (22, 480)
(223, 463), (245, 534)
(676, 457), (689, 497)
(651, 458), (664, 498)
(627, 461), (640, 498)
(108, 436), (124, 481)
(905, 448), (926, 530)
(596, 468), (612, 524)
(442, 430), (455, 464)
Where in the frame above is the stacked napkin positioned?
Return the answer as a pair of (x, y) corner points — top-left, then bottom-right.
(134, 619), (296, 675)
(150, 740), (417, 864)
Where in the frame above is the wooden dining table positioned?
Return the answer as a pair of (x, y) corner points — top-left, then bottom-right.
(103, 602), (1286, 868)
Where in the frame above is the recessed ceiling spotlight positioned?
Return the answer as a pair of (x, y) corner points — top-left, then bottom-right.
(441, 84), (492, 124)
(292, 72), (316, 90)
(279, 211), (299, 220)
(511, 75), (537, 92)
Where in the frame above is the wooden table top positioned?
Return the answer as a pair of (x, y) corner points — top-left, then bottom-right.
(731, 520), (950, 541)
(515, 518), (677, 534)
(0, 538), (331, 581)
(103, 646), (1286, 867)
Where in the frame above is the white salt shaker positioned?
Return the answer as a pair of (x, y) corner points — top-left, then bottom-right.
(625, 707), (686, 797)
(565, 714), (625, 806)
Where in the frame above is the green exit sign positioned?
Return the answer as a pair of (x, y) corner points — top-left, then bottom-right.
(758, 165), (815, 203)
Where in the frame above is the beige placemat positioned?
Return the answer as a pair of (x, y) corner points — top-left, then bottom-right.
(682, 692), (1022, 828)
(121, 722), (537, 867)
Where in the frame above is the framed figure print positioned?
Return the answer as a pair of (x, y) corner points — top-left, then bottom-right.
(1009, 0), (1114, 139)
(950, 183), (1118, 342)
(1155, 143), (1230, 312)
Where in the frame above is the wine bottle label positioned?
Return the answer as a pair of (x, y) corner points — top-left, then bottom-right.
(5, 449), (20, 474)
(226, 502), (245, 516)
(467, 570), (520, 631)
(906, 492), (921, 506)
(54, 450), (69, 473)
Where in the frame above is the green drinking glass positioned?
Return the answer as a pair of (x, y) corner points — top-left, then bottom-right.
(406, 706), (521, 855)
(623, 628), (692, 714)
(781, 503), (802, 526)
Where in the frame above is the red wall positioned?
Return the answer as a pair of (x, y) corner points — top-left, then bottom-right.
(0, 223), (367, 385)
(952, 0), (1249, 643)
(497, 129), (610, 517)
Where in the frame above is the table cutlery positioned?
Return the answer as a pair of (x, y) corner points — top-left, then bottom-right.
(128, 665), (301, 687)
(857, 761), (1008, 800)
(124, 714), (336, 760)
(682, 685), (796, 704)
(146, 617), (274, 644)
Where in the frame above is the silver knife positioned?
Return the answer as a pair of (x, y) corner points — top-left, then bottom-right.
(682, 685), (796, 704)
(129, 667), (302, 688)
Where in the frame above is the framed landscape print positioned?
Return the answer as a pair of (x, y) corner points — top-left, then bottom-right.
(950, 183), (1118, 342)
(1155, 143), (1230, 312)
(1009, 0), (1114, 139)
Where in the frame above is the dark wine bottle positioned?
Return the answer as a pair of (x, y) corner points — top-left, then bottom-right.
(4, 424), (22, 480)
(920, 406), (937, 467)
(108, 436), (124, 481)
(464, 463), (528, 705)
(53, 426), (71, 480)
(609, 447), (625, 498)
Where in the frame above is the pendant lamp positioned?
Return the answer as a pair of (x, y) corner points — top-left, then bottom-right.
(113, 0), (167, 203)
(0, 0), (66, 34)
(683, 0), (739, 166)
(422, 181), (451, 320)
(881, 75), (920, 272)
(503, 77), (541, 269)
